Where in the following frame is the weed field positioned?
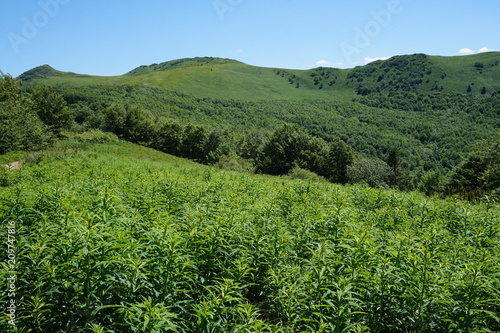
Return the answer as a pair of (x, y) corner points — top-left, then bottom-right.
(1, 142), (499, 332)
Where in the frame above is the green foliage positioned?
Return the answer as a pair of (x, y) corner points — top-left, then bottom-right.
(0, 75), (52, 154)
(0, 102), (50, 154)
(75, 130), (119, 143)
(178, 123), (208, 162)
(448, 155), (487, 191)
(476, 134), (500, 190)
(387, 148), (401, 187)
(0, 141), (498, 332)
(420, 169), (446, 196)
(324, 138), (354, 184)
(214, 155), (254, 173)
(0, 73), (22, 101)
(0, 167), (10, 187)
(104, 103), (155, 145)
(255, 123), (327, 176)
(237, 132), (265, 160)
(285, 166), (327, 182)
(349, 54), (436, 94)
(7, 53), (500, 198)
(447, 134), (500, 195)
(103, 102), (234, 165)
(119, 297), (180, 332)
(32, 85), (73, 135)
(203, 128), (235, 165)
(22, 78), (497, 177)
(43, 82), (498, 175)
(153, 119), (183, 156)
(348, 158), (392, 188)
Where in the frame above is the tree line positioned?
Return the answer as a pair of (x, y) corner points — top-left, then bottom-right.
(0, 74), (72, 154)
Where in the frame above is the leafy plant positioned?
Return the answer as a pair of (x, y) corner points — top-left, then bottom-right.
(0, 141), (498, 332)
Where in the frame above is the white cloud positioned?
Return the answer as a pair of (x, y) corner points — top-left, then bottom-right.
(316, 60), (330, 66)
(315, 60), (345, 68)
(459, 48), (475, 55)
(459, 47), (498, 55)
(364, 56), (390, 64)
(479, 47), (493, 53)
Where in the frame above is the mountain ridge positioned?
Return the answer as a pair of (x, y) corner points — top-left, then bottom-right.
(16, 52), (500, 101)
(19, 52), (500, 77)
(18, 52), (500, 100)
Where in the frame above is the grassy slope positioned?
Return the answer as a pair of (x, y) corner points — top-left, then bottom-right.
(0, 141), (499, 331)
(340, 53), (500, 96)
(432, 52), (500, 94)
(24, 64), (353, 101)
(18, 53), (500, 101)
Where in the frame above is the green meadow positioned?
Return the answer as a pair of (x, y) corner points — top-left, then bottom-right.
(1, 141), (499, 332)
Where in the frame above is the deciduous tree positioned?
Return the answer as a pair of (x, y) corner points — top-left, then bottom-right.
(32, 86), (73, 135)
(324, 138), (354, 184)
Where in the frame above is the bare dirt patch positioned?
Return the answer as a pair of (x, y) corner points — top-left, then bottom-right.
(1, 159), (25, 170)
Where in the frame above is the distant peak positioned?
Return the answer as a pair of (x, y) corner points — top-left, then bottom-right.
(18, 64), (60, 81)
(127, 57), (242, 76)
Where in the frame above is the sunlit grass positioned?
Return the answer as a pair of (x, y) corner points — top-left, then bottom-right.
(1, 142), (499, 332)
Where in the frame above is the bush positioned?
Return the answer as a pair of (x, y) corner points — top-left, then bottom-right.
(214, 155), (255, 173)
(75, 130), (119, 143)
(447, 134), (500, 193)
(255, 123), (327, 176)
(324, 138), (354, 184)
(420, 169), (445, 196)
(32, 85), (73, 135)
(348, 158), (391, 188)
(0, 168), (10, 187)
(0, 75), (53, 154)
(285, 166), (327, 182)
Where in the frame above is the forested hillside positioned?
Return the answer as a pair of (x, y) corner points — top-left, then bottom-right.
(3, 52), (500, 197)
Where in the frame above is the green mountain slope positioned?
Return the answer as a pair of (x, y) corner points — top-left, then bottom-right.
(18, 56), (350, 100)
(18, 53), (500, 100)
(18, 64), (94, 81)
(349, 52), (500, 96)
(11, 53), (500, 176)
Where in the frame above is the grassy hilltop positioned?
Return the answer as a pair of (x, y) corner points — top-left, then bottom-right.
(19, 53), (500, 100)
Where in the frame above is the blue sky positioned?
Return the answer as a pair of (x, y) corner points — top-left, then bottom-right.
(1, 0), (499, 77)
